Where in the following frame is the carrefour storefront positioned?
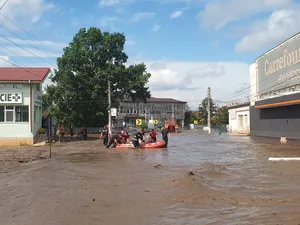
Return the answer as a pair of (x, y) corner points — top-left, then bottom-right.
(0, 67), (50, 146)
(250, 33), (300, 139)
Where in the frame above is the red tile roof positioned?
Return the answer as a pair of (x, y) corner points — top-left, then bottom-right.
(0, 67), (51, 82)
(192, 111), (201, 119)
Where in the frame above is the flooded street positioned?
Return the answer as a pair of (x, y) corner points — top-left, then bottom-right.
(1, 131), (300, 224)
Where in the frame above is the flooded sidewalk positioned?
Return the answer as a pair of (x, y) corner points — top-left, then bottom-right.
(1, 131), (300, 224)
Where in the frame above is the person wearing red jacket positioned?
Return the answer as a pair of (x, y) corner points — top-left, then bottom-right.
(150, 129), (158, 142)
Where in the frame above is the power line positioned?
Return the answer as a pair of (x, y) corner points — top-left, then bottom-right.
(0, 32), (57, 68)
(0, 43), (43, 67)
(0, 12), (59, 53)
(0, 0), (8, 10)
(0, 23), (59, 66)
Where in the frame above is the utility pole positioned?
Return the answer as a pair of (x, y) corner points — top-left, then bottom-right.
(207, 87), (211, 134)
(47, 116), (52, 158)
(108, 80), (112, 138)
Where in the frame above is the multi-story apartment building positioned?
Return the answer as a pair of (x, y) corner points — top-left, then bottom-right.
(115, 97), (187, 128)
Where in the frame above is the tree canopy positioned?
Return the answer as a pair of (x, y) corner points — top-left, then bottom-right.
(198, 97), (217, 125)
(214, 106), (229, 125)
(184, 104), (198, 125)
(45, 27), (151, 127)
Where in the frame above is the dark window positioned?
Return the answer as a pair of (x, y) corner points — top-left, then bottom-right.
(5, 106), (14, 122)
(260, 104), (300, 119)
(15, 106), (29, 122)
(0, 106), (4, 122)
(0, 106), (29, 122)
(36, 84), (41, 91)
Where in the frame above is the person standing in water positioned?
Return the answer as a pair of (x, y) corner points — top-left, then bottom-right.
(100, 125), (109, 147)
(131, 129), (144, 148)
(161, 127), (170, 148)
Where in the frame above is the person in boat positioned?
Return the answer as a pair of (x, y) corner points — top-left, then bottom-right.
(145, 133), (153, 144)
(161, 127), (170, 148)
(122, 130), (129, 143)
(149, 129), (158, 142)
(100, 125), (109, 147)
(131, 129), (144, 148)
(119, 129), (129, 143)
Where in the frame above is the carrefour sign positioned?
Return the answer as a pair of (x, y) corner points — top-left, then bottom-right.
(0, 92), (23, 104)
(257, 34), (300, 95)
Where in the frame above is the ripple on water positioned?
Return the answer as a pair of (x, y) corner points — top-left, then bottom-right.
(134, 131), (300, 224)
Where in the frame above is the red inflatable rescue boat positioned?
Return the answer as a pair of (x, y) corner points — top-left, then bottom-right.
(116, 140), (166, 149)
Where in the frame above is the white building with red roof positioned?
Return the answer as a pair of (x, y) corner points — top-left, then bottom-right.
(0, 67), (51, 146)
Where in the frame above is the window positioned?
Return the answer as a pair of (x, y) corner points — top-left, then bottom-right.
(0, 106), (29, 122)
(5, 106), (14, 122)
(13, 84), (23, 89)
(238, 115), (243, 128)
(243, 115), (248, 128)
(0, 106), (4, 122)
(15, 106), (29, 122)
(34, 106), (37, 122)
(5, 84), (13, 89)
(36, 84), (41, 92)
(0, 84), (23, 89)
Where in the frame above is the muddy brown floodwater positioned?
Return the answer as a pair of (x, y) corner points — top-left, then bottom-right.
(1, 130), (300, 225)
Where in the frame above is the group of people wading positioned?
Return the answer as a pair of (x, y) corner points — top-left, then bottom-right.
(100, 126), (170, 149)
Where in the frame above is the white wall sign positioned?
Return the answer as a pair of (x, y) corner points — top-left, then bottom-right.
(111, 108), (117, 117)
(35, 94), (42, 104)
(0, 92), (23, 104)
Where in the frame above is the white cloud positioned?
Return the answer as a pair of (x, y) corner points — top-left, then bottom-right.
(0, 55), (13, 66)
(197, 0), (295, 30)
(151, 24), (161, 32)
(235, 9), (300, 52)
(0, 37), (64, 71)
(99, 0), (135, 7)
(125, 38), (135, 46)
(0, 0), (55, 29)
(131, 12), (155, 22)
(126, 60), (250, 109)
(99, 16), (120, 29)
(170, 11), (183, 19)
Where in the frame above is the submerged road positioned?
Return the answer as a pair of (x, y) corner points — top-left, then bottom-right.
(1, 130), (300, 224)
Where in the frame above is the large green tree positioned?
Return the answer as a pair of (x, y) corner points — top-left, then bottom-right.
(198, 97), (217, 125)
(46, 27), (151, 127)
(214, 106), (229, 125)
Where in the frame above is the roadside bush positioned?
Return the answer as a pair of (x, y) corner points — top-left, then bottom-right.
(38, 128), (46, 134)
